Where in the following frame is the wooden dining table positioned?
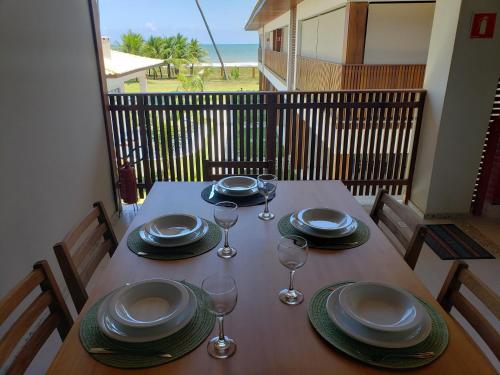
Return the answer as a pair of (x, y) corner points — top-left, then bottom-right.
(47, 181), (496, 374)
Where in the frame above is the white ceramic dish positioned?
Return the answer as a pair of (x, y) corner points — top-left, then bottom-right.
(97, 285), (197, 343)
(108, 279), (191, 329)
(139, 220), (208, 248)
(215, 176), (258, 197)
(297, 208), (353, 232)
(145, 214), (202, 240)
(326, 285), (432, 348)
(338, 282), (424, 333)
(290, 213), (358, 239)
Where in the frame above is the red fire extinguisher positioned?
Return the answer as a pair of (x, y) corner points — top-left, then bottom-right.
(118, 148), (140, 206)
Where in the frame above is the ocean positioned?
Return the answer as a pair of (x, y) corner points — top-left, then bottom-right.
(201, 44), (258, 64)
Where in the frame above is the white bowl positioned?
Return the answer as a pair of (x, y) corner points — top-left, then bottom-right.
(338, 282), (423, 333)
(216, 176), (258, 196)
(290, 213), (358, 239)
(108, 279), (191, 329)
(326, 285), (432, 348)
(145, 214), (202, 240)
(97, 285), (197, 343)
(140, 220), (208, 248)
(297, 208), (353, 232)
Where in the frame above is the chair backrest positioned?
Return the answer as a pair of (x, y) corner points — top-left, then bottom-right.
(0, 261), (73, 374)
(437, 260), (500, 359)
(203, 160), (275, 181)
(370, 189), (428, 269)
(53, 201), (118, 313)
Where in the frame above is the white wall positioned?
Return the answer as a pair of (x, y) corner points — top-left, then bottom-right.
(300, 17), (319, 58)
(364, 3), (435, 64)
(0, 0), (114, 301)
(411, 0), (500, 216)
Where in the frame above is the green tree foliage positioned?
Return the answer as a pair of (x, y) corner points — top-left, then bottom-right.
(230, 67), (240, 80)
(119, 31), (144, 55)
(117, 31), (209, 79)
(187, 39), (208, 75)
(142, 36), (165, 78)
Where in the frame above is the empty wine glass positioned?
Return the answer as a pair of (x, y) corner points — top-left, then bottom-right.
(214, 201), (238, 259)
(277, 235), (308, 305)
(257, 174), (277, 221)
(202, 274), (238, 359)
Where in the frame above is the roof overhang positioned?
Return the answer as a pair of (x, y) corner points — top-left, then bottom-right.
(245, 0), (302, 31)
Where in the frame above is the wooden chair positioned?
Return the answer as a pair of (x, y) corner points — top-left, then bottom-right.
(0, 260), (73, 374)
(54, 201), (118, 313)
(203, 159), (275, 181)
(370, 189), (428, 269)
(437, 260), (500, 359)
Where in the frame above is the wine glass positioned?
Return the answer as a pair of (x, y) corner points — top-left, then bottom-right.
(277, 235), (308, 305)
(257, 174), (277, 221)
(202, 274), (238, 359)
(214, 201), (238, 259)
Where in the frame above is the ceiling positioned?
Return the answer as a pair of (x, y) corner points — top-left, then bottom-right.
(245, 0), (302, 30)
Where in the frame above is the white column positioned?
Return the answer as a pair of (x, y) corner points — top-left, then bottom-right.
(410, 0), (500, 216)
(138, 71), (148, 93)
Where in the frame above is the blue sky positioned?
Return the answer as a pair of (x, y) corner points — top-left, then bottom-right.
(98, 0), (258, 45)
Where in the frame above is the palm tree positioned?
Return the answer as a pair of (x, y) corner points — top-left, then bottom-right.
(119, 31), (144, 55)
(187, 39), (208, 75)
(161, 36), (176, 79)
(142, 36), (165, 78)
(172, 33), (189, 77)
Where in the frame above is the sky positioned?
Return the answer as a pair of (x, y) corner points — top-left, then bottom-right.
(98, 0), (258, 45)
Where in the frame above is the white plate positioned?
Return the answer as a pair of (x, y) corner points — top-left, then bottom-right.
(290, 213), (358, 239)
(108, 279), (191, 329)
(97, 285), (197, 343)
(297, 208), (353, 232)
(139, 220), (208, 247)
(215, 176), (258, 197)
(145, 214), (202, 240)
(339, 282), (424, 333)
(326, 285), (432, 348)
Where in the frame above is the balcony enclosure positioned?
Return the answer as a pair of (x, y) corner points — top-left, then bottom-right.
(109, 90), (425, 201)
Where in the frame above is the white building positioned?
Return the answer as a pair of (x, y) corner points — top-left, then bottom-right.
(102, 37), (163, 93)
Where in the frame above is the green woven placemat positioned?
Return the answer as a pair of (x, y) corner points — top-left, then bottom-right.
(127, 219), (221, 260)
(308, 282), (449, 369)
(278, 214), (370, 249)
(79, 282), (215, 369)
(201, 184), (275, 207)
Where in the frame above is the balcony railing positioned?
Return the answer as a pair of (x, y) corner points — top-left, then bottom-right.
(264, 50), (287, 81)
(296, 56), (426, 91)
(109, 90), (426, 200)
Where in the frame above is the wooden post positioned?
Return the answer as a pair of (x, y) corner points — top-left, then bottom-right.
(138, 95), (153, 191)
(266, 93), (278, 171)
(252, 67), (256, 78)
(343, 2), (368, 64)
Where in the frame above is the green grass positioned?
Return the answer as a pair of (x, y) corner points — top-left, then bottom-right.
(124, 66), (259, 93)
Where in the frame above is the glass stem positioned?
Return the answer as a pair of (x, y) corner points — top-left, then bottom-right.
(217, 316), (225, 341)
(264, 196), (269, 214)
(289, 270), (295, 291)
(224, 229), (229, 248)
